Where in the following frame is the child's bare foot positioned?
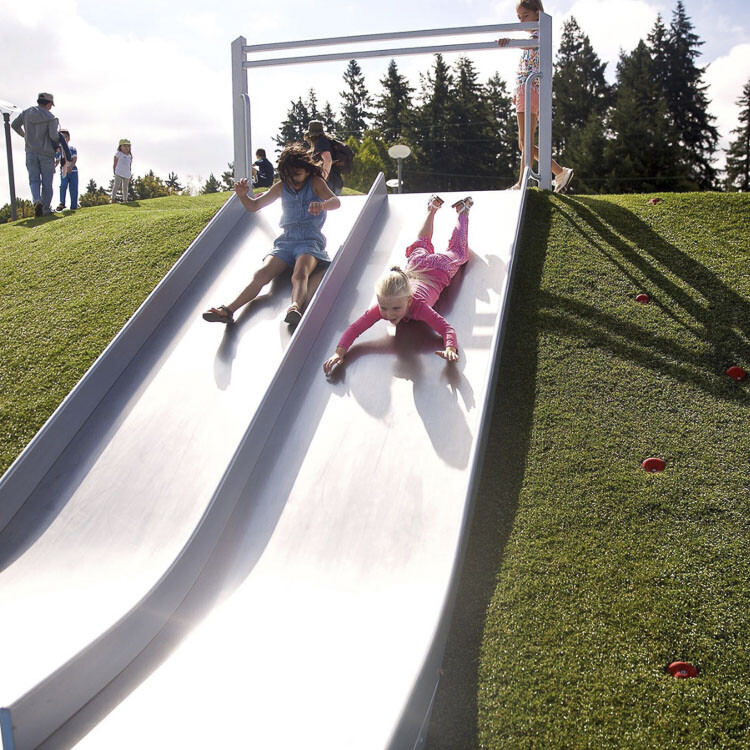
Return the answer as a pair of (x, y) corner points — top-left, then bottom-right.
(451, 196), (473, 213)
(427, 195), (444, 211)
(202, 305), (234, 323)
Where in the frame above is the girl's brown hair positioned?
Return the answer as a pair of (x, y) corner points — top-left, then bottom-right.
(517, 0), (544, 12)
(277, 143), (324, 184)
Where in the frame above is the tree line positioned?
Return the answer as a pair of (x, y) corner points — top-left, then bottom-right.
(273, 1), (750, 194)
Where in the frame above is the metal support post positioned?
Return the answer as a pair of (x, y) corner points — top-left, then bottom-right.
(3, 112), (18, 221)
(231, 36), (250, 182)
(537, 12), (552, 191)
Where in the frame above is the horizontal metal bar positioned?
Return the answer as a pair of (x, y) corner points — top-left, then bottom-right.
(244, 39), (534, 69)
(242, 23), (537, 53)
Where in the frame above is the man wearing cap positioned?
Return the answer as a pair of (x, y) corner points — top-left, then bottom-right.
(11, 92), (70, 217)
(304, 120), (343, 196)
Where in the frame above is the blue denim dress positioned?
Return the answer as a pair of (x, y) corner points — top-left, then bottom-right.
(271, 177), (330, 267)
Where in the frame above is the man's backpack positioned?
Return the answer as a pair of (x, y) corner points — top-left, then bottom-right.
(329, 138), (354, 174)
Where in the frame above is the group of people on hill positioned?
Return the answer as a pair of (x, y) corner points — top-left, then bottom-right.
(11, 91), (135, 215)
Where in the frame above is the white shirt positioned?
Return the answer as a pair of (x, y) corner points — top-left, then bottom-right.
(114, 151), (132, 178)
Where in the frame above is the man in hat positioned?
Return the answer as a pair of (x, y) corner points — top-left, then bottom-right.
(11, 92), (70, 217)
(304, 120), (343, 196)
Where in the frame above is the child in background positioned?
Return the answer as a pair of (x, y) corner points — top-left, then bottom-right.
(323, 195), (472, 375)
(55, 129), (78, 211)
(497, 0), (574, 193)
(252, 148), (275, 188)
(111, 139), (132, 203)
(203, 143), (340, 327)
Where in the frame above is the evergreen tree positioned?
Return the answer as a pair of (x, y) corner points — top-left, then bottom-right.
(201, 173), (222, 194)
(85, 178), (98, 194)
(166, 172), (183, 193)
(274, 98), (309, 150)
(133, 170), (169, 200)
(340, 59), (372, 139)
(348, 131), (390, 193)
(306, 89), (322, 122)
(566, 112), (609, 193)
(80, 179), (109, 207)
(221, 163), (235, 191)
(650, 2), (719, 188)
(483, 73), (518, 187)
(605, 41), (689, 192)
(725, 78), (750, 192)
(553, 16), (611, 157)
(321, 102), (339, 135)
(409, 54), (455, 191)
(374, 59), (415, 142)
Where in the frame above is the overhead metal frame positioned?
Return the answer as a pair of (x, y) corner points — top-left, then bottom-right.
(231, 18), (553, 190)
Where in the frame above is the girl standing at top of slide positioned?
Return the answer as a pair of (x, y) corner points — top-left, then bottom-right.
(111, 139), (132, 203)
(497, 0), (574, 193)
(323, 195), (473, 376)
(203, 143), (340, 327)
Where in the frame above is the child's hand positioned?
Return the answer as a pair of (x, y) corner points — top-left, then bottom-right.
(234, 178), (250, 198)
(435, 346), (459, 363)
(308, 201), (325, 215)
(497, 38), (511, 47)
(323, 348), (346, 375)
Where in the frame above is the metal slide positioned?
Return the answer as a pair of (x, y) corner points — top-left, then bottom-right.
(0, 189), (371, 750)
(51, 185), (527, 750)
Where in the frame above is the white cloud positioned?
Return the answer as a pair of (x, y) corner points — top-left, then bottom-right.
(704, 43), (750, 156)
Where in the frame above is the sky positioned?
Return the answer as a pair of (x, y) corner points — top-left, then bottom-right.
(0, 0), (748, 207)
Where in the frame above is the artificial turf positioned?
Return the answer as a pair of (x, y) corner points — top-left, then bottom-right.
(0, 190), (747, 747)
(428, 191), (750, 749)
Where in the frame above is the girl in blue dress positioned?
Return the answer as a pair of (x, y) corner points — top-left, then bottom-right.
(203, 143), (340, 326)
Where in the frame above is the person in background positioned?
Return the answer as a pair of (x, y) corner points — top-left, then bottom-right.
(111, 139), (133, 203)
(304, 120), (343, 196)
(11, 92), (70, 217)
(55, 129), (78, 211)
(252, 148), (275, 188)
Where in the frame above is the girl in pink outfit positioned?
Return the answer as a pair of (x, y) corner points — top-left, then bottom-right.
(323, 195), (472, 375)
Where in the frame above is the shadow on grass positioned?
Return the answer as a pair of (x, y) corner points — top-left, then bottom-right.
(426, 192), (551, 749)
(553, 196), (750, 389)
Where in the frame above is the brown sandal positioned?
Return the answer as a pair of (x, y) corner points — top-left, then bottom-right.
(202, 305), (234, 323)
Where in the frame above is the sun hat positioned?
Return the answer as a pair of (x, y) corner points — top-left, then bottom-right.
(119, 138), (131, 146)
(37, 92), (55, 105)
(304, 120), (326, 138)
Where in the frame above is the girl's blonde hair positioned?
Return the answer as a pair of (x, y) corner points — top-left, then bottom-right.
(517, 0), (544, 12)
(376, 266), (412, 299)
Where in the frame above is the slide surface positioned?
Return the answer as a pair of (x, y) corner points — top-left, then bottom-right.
(61, 189), (526, 750)
(0, 194), (367, 749)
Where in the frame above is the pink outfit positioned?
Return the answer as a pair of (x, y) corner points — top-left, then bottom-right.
(338, 211), (470, 352)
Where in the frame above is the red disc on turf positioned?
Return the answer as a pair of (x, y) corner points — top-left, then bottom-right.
(642, 457), (666, 473)
(635, 293), (650, 304)
(726, 366), (747, 382)
(649, 197), (662, 205)
(668, 661), (698, 678)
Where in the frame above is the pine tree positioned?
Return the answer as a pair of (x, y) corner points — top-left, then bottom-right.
(374, 59), (415, 142)
(221, 163), (235, 191)
(348, 131), (390, 193)
(321, 102), (339, 135)
(725, 79), (750, 192)
(306, 89), (322, 122)
(566, 112), (608, 193)
(165, 172), (183, 193)
(650, 2), (719, 188)
(201, 174), (222, 194)
(133, 170), (169, 199)
(484, 73), (518, 187)
(605, 41), (689, 192)
(274, 98), (309, 150)
(553, 16), (611, 157)
(409, 54), (455, 191)
(340, 59), (372, 140)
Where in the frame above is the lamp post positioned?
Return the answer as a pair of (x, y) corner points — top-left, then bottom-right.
(0, 98), (20, 221)
(387, 144), (411, 194)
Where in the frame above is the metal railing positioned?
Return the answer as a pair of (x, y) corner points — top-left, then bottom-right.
(231, 18), (552, 190)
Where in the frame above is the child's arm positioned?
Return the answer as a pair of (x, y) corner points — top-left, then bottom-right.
(411, 301), (459, 362)
(323, 305), (382, 375)
(309, 175), (341, 215)
(113, 155), (118, 173)
(234, 178), (281, 212)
